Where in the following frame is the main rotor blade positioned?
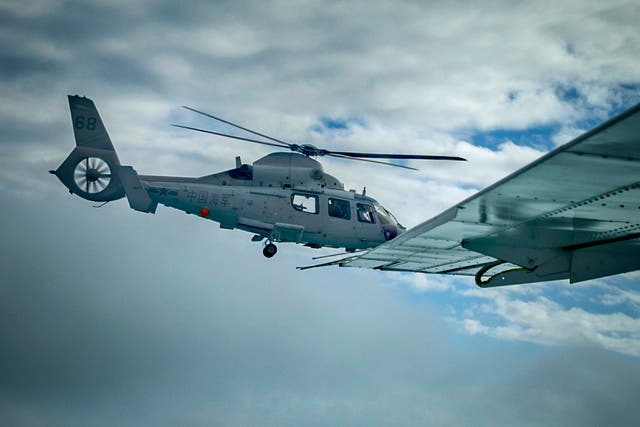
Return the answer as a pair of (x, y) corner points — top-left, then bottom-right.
(326, 151), (467, 161)
(172, 124), (290, 149)
(182, 106), (294, 148)
(328, 153), (418, 170)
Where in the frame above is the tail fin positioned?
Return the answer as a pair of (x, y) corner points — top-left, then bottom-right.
(68, 95), (117, 151)
(50, 95), (125, 202)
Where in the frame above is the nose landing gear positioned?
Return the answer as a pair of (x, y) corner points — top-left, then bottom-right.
(263, 242), (278, 258)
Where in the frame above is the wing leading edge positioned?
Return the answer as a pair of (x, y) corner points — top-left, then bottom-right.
(341, 102), (640, 287)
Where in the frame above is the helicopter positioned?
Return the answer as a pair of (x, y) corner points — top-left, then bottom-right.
(50, 95), (465, 259)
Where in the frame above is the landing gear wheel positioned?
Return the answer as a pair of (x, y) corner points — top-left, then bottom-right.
(263, 243), (278, 258)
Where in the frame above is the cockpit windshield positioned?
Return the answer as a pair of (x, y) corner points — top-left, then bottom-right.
(374, 204), (401, 227)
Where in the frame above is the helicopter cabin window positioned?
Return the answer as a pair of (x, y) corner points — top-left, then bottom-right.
(356, 203), (375, 223)
(328, 198), (351, 220)
(291, 193), (318, 214)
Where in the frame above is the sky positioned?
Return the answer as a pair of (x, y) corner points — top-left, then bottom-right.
(1, 0), (640, 425)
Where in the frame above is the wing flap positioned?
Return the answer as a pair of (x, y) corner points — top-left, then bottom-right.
(571, 237), (640, 283)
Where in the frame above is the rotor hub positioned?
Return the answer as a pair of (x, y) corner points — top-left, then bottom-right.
(86, 169), (100, 182)
(292, 144), (327, 157)
(73, 156), (112, 194)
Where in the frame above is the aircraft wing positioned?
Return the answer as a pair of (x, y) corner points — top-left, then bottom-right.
(341, 103), (640, 287)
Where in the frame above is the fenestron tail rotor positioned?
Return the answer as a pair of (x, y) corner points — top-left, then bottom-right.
(173, 107), (466, 168)
(73, 157), (112, 194)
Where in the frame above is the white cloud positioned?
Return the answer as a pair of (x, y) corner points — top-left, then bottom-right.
(456, 288), (640, 357)
(463, 318), (490, 335)
(399, 274), (454, 293)
(552, 125), (587, 146)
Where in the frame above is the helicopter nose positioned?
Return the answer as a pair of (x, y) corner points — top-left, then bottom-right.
(382, 224), (399, 241)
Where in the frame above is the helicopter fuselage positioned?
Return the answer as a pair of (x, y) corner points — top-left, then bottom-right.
(139, 152), (405, 251)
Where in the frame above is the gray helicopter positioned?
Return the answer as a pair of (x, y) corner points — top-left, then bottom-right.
(51, 95), (465, 258)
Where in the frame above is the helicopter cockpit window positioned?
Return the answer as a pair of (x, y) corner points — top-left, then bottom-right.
(374, 203), (399, 225)
(328, 198), (351, 220)
(356, 203), (375, 223)
(291, 194), (318, 214)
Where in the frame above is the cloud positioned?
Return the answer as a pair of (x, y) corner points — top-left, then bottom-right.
(400, 273), (454, 292)
(3, 192), (640, 427)
(2, 0), (640, 425)
(552, 125), (587, 146)
(450, 281), (640, 357)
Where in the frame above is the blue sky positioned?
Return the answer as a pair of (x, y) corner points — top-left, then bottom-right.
(1, 1), (640, 425)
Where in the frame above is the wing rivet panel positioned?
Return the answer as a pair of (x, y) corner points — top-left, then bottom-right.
(538, 182), (640, 220)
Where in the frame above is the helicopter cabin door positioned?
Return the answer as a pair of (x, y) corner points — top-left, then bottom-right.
(354, 201), (379, 247)
(323, 195), (358, 248)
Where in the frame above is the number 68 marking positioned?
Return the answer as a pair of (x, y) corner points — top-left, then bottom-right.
(74, 116), (97, 130)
